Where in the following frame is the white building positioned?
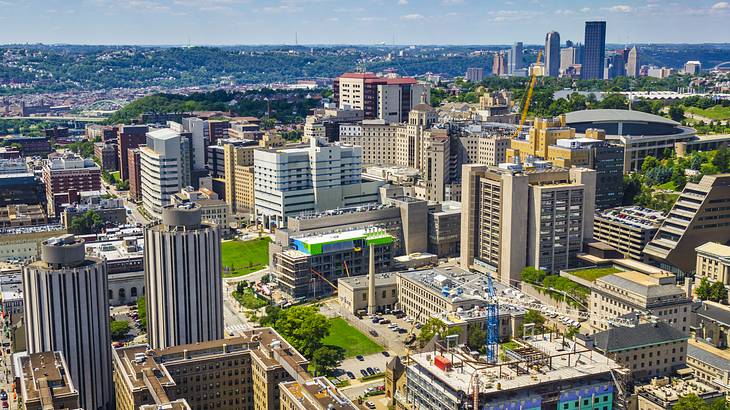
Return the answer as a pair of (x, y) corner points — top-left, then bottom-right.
(254, 138), (384, 229)
(140, 128), (191, 219)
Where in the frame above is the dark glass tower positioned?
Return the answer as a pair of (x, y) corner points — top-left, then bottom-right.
(582, 21), (606, 79)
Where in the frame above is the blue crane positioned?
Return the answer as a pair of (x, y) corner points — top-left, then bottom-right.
(485, 273), (499, 364)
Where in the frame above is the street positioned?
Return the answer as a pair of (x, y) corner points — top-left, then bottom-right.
(0, 315), (16, 410)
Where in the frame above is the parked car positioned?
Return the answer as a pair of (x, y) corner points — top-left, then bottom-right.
(369, 329), (379, 337)
(374, 367), (381, 374)
(381, 351), (390, 357)
(0, 391), (7, 401)
(366, 367), (374, 375)
(365, 401), (376, 409)
(356, 355), (364, 361)
(346, 371), (355, 379)
(360, 369), (368, 377)
(379, 319), (391, 325)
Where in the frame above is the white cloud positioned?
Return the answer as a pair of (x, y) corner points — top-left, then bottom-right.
(712, 1), (729, 9)
(358, 16), (386, 22)
(400, 13), (424, 20)
(397, 0), (408, 4)
(580, 7), (591, 12)
(442, 0), (464, 5)
(608, 4), (633, 12)
(554, 9), (574, 15)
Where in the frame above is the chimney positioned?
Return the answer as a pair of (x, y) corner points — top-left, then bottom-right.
(368, 243), (376, 315)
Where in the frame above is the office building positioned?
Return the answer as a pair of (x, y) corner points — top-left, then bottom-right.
(61, 191), (127, 228)
(0, 135), (52, 157)
(685, 61), (702, 75)
(0, 204), (47, 228)
(427, 201), (461, 258)
(465, 67), (484, 82)
(223, 141), (259, 215)
(545, 31), (561, 77)
(85, 124), (118, 143)
(560, 43), (583, 75)
(636, 377), (723, 410)
(333, 72), (429, 122)
(687, 338), (730, 392)
(589, 322), (688, 381)
(23, 234), (113, 410)
(112, 328), (329, 410)
(140, 128), (191, 219)
(627, 46), (640, 77)
(171, 187), (229, 231)
(648, 66), (675, 78)
(0, 159), (45, 207)
(86, 236), (145, 306)
(695, 242), (730, 286)
(337, 272), (398, 315)
(208, 138), (257, 178)
(127, 147), (142, 202)
(94, 142), (118, 171)
(17, 351), (81, 410)
(42, 154), (101, 217)
(694, 301), (730, 349)
(304, 106), (364, 143)
(582, 21), (606, 80)
(593, 206), (666, 261)
(461, 163), (596, 284)
(144, 203), (223, 349)
(117, 125), (148, 181)
(644, 174), (730, 274)
(280, 377), (357, 410)
(254, 138), (383, 229)
(492, 50), (507, 76)
(508, 42), (523, 75)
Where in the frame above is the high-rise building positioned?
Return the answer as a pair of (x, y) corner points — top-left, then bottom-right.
(508, 42), (523, 75)
(42, 154), (101, 217)
(685, 60), (702, 75)
(223, 142), (258, 215)
(545, 31), (561, 77)
(582, 21), (607, 80)
(116, 125), (148, 181)
(465, 67), (485, 82)
(626, 46), (640, 77)
(0, 159), (45, 208)
(492, 50), (507, 76)
(140, 128), (192, 219)
(460, 163), (596, 285)
(23, 234), (113, 410)
(144, 203), (223, 350)
(606, 52), (627, 79)
(127, 147), (142, 202)
(333, 72), (429, 122)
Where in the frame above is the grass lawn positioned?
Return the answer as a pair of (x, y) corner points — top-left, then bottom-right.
(322, 317), (383, 358)
(221, 238), (271, 277)
(109, 171), (121, 183)
(233, 287), (269, 309)
(569, 266), (622, 282)
(655, 180), (677, 191)
(686, 106), (730, 121)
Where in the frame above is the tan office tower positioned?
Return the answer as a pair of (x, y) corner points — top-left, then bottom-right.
(626, 46), (640, 78)
(144, 203), (223, 349)
(23, 234), (113, 410)
(461, 164), (595, 285)
(223, 143), (256, 214)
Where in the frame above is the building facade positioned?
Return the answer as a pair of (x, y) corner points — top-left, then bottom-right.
(140, 128), (191, 219)
(593, 206), (665, 262)
(42, 154), (101, 218)
(117, 125), (149, 181)
(545, 31), (561, 77)
(582, 21), (607, 80)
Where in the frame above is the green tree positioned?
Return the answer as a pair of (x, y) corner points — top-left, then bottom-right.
(668, 105), (685, 122)
(696, 278), (713, 301)
(520, 266), (547, 284)
(521, 309), (546, 336)
(466, 326), (487, 353)
(68, 210), (104, 235)
(710, 281), (728, 303)
(110, 320), (130, 341)
(137, 296), (147, 331)
(417, 318), (459, 347)
(673, 394), (712, 410)
(642, 156), (660, 173)
(311, 345), (346, 376)
(116, 180), (129, 190)
(273, 305), (330, 358)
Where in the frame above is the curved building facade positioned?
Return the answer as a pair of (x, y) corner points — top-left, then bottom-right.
(144, 203), (223, 349)
(22, 234), (113, 410)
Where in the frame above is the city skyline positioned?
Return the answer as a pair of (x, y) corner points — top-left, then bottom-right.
(0, 0), (728, 45)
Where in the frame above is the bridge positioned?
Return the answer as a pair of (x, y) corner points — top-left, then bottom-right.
(83, 99), (127, 111)
(714, 61), (730, 71)
(1, 115), (107, 123)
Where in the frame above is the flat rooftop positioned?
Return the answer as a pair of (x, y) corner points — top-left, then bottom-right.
(696, 242), (730, 258)
(19, 351), (77, 404)
(85, 238), (144, 261)
(292, 228), (392, 246)
(338, 272), (397, 290)
(636, 377), (721, 404)
(281, 377), (356, 409)
(398, 265), (486, 303)
(595, 206), (666, 230)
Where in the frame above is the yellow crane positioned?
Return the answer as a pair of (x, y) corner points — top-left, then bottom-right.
(513, 50), (543, 138)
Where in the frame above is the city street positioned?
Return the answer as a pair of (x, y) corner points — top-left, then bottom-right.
(0, 317), (16, 410)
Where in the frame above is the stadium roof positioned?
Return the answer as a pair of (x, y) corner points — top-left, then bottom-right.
(565, 109), (680, 127)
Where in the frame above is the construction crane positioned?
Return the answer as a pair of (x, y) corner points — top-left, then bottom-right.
(485, 273), (499, 364)
(513, 50), (543, 138)
(309, 267), (338, 298)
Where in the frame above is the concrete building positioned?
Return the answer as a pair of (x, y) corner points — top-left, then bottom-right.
(338, 272), (398, 315)
(223, 141), (259, 215)
(0, 135), (52, 158)
(687, 338), (730, 393)
(0, 161), (45, 208)
(116, 125), (148, 181)
(171, 187), (229, 232)
(16, 351), (80, 410)
(0, 204), (47, 228)
(644, 174), (730, 275)
(593, 206), (666, 262)
(694, 301), (730, 349)
(85, 124), (118, 143)
(254, 138), (383, 229)
(545, 31), (561, 77)
(461, 163), (596, 285)
(112, 328), (339, 410)
(492, 50), (507, 76)
(589, 270), (691, 334)
(144, 203), (223, 349)
(582, 21), (606, 80)
(590, 322), (688, 381)
(333, 72), (429, 122)
(140, 128), (191, 219)
(280, 377), (357, 410)
(22, 234), (113, 410)
(94, 142), (118, 172)
(627, 46), (640, 78)
(303, 105), (364, 143)
(685, 60), (702, 75)
(695, 242), (730, 286)
(42, 154), (101, 217)
(465, 67), (484, 82)
(427, 201), (461, 258)
(636, 376), (723, 410)
(508, 42), (523, 75)
(61, 190), (127, 229)
(86, 236), (145, 306)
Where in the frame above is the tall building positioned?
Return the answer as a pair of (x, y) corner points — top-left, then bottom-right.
(582, 21), (607, 80)
(685, 60), (702, 75)
(606, 52), (627, 79)
(0, 159), (45, 208)
(626, 46), (640, 77)
(22, 234), (113, 410)
(508, 42), (523, 75)
(254, 138), (383, 229)
(644, 174), (730, 275)
(333, 72), (429, 122)
(465, 67), (484, 82)
(127, 147), (142, 202)
(140, 128), (192, 219)
(460, 163), (596, 285)
(593, 206), (665, 261)
(116, 125), (148, 181)
(223, 142), (258, 215)
(545, 31), (561, 77)
(144, 203), (223, 350)
(42, 154), (101, 217)
(492, 50), (507, 76)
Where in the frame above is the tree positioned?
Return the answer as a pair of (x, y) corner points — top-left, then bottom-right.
(642, 156), (660, 173)
(116, 180), (129, 190)
(668, 105), (685, 122)
(521, 309), (546, 336)
(68, 210), (104, 235)
(466, 326), (487, 353)
(417, 318), (458, 347)
(137, 296), (147, 331)
(520, 266), (547, 284)
(311, 345), (346, 376)
(272, 305), (330, 358)
(710, 281), (728, 303)
(673, 394), (712, 410)
(696, 278), (713, 301)
(110, 320), (130, 341)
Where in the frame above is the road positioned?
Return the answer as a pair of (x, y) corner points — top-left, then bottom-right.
(0, 317), (15, 410)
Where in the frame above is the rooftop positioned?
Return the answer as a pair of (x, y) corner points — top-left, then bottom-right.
(595, 206), (666, 230)
(565, 109), (680, 126)
(688, 339), (730, 373)
(636, 377), (721, 405)
(18, 351), (78, 405)
(696, 242), (730, 259)
(592, 322), (687, 352)
(281, 377), (356, 409)
(338, 272), (397, 290)
(398, 265), (487, 303)
(596, 270), (685, 301)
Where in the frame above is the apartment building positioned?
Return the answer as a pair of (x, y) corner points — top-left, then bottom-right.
(590, 322), (688, 381)
(254, 138), (383, 230)
(589, 270), (691, 334)
(695, 242), (730, 286)
(94, 141), (118, 171)
(223, 141), (259, 214)
(303, 106), (364, 143)
(333, 72), (429, 122)
(461, 162), (596, 285)
(17, 351), (80, 410)
(140, 128), (191, 219)
(593, 206), (666, 262)
(127, 147), (142, 202)
(171, 187), (229, 231)
(42, 154), (101, 217)
(644, 174), (730, 275)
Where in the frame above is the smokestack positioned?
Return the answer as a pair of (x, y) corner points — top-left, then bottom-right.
(368, 243), (376, 315)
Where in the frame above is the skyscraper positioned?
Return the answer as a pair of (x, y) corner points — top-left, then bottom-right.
(582, 21), (606, 80)
(23, 234), (113, 410)
(140, 128), (192, 219)
(508, 42), (523, 75)
(144, 203), (223, 350)
(492, 50), (507, 76)
(626, 46), (639, 77)
(545, 31), (561, 77)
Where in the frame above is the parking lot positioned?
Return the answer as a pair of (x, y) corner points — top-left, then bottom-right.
(336, 351), (391, 380)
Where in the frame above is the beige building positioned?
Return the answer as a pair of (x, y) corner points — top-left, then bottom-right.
(17, 351), (80, 410)
(507, 116), (576, 162)
(695, 301), (730, 349)
(589, 270), (691, 334)
(279, 377), (357, 410)
(636, 376), (723, 410)
(113, 328), (322, 410)
(695, 242), (730, 286)
(171, 187), (229, 231)
(338, 272), (398, 315)
(687, 338), (730, 392)
(593, 206), (665, 262)
(461, 163), (596, 284)
(223, 143), (257, 215)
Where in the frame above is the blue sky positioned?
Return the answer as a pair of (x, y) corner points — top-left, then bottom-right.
(0, 0), (728, 45)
